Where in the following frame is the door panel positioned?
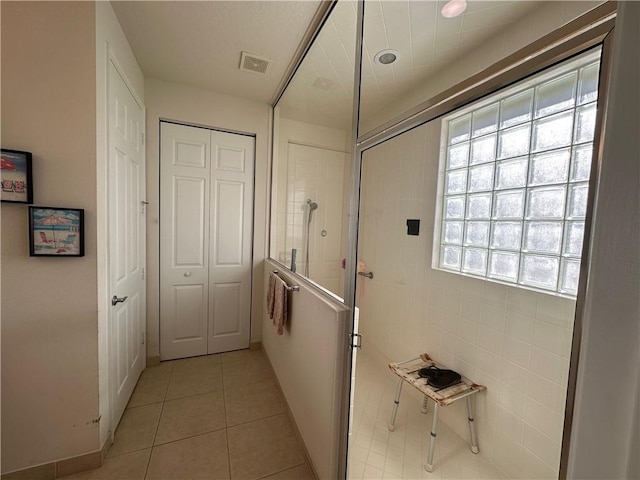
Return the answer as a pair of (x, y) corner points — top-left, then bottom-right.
(214, 180), (244, 265)
(160, 123), (210, 359)
(211, 283), (241, 336)
(208, 131), (254, 354)
(108, 61), (145, 431)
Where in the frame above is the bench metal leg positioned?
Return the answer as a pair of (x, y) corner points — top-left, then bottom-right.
(421, 395), (429, 414)
(466, 396), (479, 454)
(388, 377), (403, 431)
(424, 402), (439, 472)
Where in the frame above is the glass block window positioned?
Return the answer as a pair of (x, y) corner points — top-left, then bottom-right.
(436, 50), (601, 297)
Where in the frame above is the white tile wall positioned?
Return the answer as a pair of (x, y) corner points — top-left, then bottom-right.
(356, 120), (576, 478)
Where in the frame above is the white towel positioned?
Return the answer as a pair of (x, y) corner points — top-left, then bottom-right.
(272, 275), (288, 335)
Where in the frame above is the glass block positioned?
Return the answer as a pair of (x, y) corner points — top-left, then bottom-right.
(534, 71), (577, 118)
(532, 111), (574, 153)
(442, 221), (463, 245)
(448, 142), (470, 170)
(520, 254), (559, 290)
(446, 169), (468, 194)
(493, 190), (525, 219)
(472, 104), (499, 137)
(523, 221), (563, 254)
(563, 221), (585, 257)
(574, 103), (597, 144)
(468, 164), (495, 192)
(444, 196), (465, 219)
(571, 144), (593, 182)
(464, 221), (490, 247)
(488, 251), (519, 282)
(528, 149), (570, 186)
(466, 193), (492, 219)
(470, 134), (497, 165)
(498, 124), (530, 159)
(567, 183), (589, 219)
(500, 89), (534, 129)
(449, 115), (471, 145)
(578, 62), (600, 105)
(496, 157), (528, 190)
(490, 221), (523, 251)
(462, 248), (488, 275)
(441, 245), (462, 270)
(526, 186), (566, 219)
(560, 258), (581, 295)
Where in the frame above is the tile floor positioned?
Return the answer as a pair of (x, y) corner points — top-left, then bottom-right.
(347, 350), (505, 480)
(62, 349), (314, 480)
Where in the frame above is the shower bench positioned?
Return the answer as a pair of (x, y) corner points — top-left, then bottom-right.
(387, 353), (486, 472)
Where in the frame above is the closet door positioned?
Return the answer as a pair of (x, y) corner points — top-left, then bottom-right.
(208, 131), (254, 353)
(160, 123), (210, 359)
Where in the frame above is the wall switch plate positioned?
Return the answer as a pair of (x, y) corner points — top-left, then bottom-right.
(407, 219), (420, 235)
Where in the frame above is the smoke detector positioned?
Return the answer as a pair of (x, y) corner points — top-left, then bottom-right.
(239, 51), (271, 74)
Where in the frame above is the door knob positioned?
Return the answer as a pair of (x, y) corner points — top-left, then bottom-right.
(184, 272), (192, 277)
(112, 295), (128, 306)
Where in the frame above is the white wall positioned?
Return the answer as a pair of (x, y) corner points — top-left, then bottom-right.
(145, 78), (271, 358)
(567, 2), (640, 478)
(1, 2), (100, 473)
(262, 259), (350, 480)
(95, 0), (145, 449)
(358, 123), (576, 479)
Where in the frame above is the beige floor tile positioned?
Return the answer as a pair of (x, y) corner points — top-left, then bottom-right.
(228, 414), (305, 480)
(220, 348), (267, 366)
(155, 390), (226, 445)
(222, 357), (274, 389)
(107, 403), (162, 458)
(59, 449), (150, 480)
(146, 431), (230, 480)
(172, 353), (222, 371)
(127, 363), (173, 408)
(225, 380), (285, 426)
(165, 362), (223, 400)
(260, 463), (315, 480)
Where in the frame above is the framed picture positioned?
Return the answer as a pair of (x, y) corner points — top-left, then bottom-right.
(1, 149), (33, 204)
(29, 206), (85, 257)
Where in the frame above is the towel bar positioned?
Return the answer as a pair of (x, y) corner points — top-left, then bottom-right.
(270, 270), (300, 292)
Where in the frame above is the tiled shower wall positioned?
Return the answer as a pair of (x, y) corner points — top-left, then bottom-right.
(357, 122), (575, 479)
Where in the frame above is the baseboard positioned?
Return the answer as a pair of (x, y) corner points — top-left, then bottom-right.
(1, 449), (102, 480)
(146, 355), (161, 366)
(260, 345), (319, 480)
(100, 432), (113, 463)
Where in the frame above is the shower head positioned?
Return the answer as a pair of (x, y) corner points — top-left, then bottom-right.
(306, 199), (318, 211)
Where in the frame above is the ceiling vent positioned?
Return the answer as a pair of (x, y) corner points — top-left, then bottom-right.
(239, 52), (271, 74)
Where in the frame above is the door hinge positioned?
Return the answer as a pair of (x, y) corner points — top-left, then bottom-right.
(350, 333), (362, 349)
(141, 132), (145, 146)
(141, 267), (145, 280)
(141, 332), (145, 345)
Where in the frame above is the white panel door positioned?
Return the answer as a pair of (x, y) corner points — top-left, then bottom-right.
(108, 60), (145, 430)
(160, 123), (210, 360)
(208, 131), (254, 353)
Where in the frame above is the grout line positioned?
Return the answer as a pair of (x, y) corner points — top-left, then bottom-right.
(221, 358), (233, 479)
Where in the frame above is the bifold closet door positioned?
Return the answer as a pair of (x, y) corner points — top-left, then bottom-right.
(160, 123), (211, 360)
(160, 123), (254, 360)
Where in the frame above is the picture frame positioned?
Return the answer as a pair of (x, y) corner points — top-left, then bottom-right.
(1, 148), (33, 204)
(29, 206), (85, 257)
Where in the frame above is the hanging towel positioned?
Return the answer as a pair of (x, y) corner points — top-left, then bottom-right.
(267, 272), (276, 319)
(272, 275), (288, 335)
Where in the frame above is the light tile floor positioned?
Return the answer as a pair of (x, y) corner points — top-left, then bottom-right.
(62, 349), (314, 480)
(348, 350), (505, 480)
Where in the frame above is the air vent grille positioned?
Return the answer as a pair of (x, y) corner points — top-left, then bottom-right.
(240, 52), (271, 74)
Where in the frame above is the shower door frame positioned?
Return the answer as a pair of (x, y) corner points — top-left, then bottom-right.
(341, 3), (618, 480)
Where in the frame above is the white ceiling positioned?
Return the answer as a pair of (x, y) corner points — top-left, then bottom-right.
(111, 0), (323, 103)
